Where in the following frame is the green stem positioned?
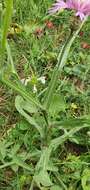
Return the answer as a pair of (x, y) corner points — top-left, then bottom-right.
(1, 0), (13, 66)
(29, 179), (34, 190)
(0, 161), (14, 169)
(43, 16), (88, 110)
(54, 171), (67, 190)
(6, 41), (17, 74)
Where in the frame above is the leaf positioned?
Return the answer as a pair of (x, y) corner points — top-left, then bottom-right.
(23, 100), (38, 113)
(0, 141), (6, 161)
(54, 117), (90, 129)
(13, 156), (33, 172)
(0, 116), (6, 126)
(81, 169), (90, 190)
(49, 125), (90, 151)
(1, 76), (43, 111)
(10, 144), (21, 158)
(17, 120), (30, 130)
(24, 22), (38, 35)
(49, 93), (66, 117)
(15, 95), (38, 114)
(34, 170), (53, 187)
(15, 95), (44, 137)
(47, 162), (58, 172)
(50, 185), (63, 190)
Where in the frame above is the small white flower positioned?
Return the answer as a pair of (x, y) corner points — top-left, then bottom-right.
(33, 85), (37, 93)
(87, 131), (90, 137)
(38, 76), (46, 84)
(21, 77), (31, 86)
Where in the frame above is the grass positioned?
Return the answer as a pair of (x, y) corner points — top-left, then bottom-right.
(0, 0), (90, 190)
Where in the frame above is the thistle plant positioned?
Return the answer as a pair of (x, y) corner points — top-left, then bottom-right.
(49, 0), (90, 20)
(0, 0), (90, 189)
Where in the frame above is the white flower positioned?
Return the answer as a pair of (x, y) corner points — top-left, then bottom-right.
(33, 85), (37, 93)
(38, 76), (46, 84)
(21, 77), (31, 86)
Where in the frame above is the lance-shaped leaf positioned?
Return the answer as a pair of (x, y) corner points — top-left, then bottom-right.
(15, 95), (44, 138)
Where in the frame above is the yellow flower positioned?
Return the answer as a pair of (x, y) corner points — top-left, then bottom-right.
(71, 103), (78, 109)
(8, 23), (23, 36)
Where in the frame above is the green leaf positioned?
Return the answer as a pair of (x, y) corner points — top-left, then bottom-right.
(10, 144), (21, 157)
(13, 156), (33, 172)
(82, 169), (90, 190)
(49, 93), (66, 117)
(47, 162), (58, 172)
(21, 97), (38, 113)
(24, 22), (38, 35)
(17, 120), (30, 130)
(0, 141), (6, 161)
(34, 170), (53, 187)
(0, 116), (6, 126)
(49, 125), (90, 151)
(1, 75), (43, 110)
(54, 117), (90, 129)
(15, 95), (44, 137)
(50, 185), (63, 190)
(0, 140), (12, 161)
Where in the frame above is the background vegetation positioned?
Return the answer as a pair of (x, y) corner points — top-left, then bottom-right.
(0, 0), (90, 189)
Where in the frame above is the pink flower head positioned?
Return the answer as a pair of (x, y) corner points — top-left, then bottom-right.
(49, 0), (90, 20)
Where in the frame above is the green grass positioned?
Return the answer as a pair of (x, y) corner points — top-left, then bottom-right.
(0, 0), (90, 190)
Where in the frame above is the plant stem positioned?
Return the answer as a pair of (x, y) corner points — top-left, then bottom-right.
(54, 171), (67, 190)
(29, 179), (34, 190)
(43, 16), (88, 110)
(0, 0), (13, 67)
(0, 161), (14, 169)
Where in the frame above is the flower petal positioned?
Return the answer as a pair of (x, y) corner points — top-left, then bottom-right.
(48, 0), (67, 14)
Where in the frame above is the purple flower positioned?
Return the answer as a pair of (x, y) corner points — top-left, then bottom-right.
(49, 0), (90, 20)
